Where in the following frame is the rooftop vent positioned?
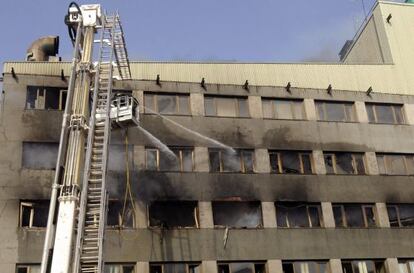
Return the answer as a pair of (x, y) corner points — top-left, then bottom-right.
(339, 40), (353, 62)
(26, 36), (59, 62)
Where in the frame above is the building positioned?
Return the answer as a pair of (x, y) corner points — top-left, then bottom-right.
(2, 1), (414, 273)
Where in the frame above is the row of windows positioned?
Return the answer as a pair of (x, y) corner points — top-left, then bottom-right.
(17, 260), (414, 273)
(26, 87), (408, 125)
(20, 200), (414, 229)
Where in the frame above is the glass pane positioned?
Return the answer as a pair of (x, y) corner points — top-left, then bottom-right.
(222, 151), (241, 172)
(301, 153), (313, 174)
(335, 153), (354, 174)
(366, 104), (375, 122)
(398, 204), (414, 227)
(242, 151), (254, 173)
(209, 150), (221, 172)
(309, 206), (321, 227)
(144, 94), (155, 113)
(255, 264), (266, 273)
(399, 264), (409, 273)
(387, 206), (400, 227)
(342, 262), (353, 273)
(32, 201), (49, 227)
(231, 263), (255, 273)
(283, 203), (309, 227)
(375, 104), (395, 124)
(292, 100), (304, 120)
(262, 100), (273, 118)
(377, 155), (386, 174)
(218, 265), (230, 273)
(325, 102), (346, 122)
(182, 150), (193, 172)
(283, 263), (295, 273)
(294, 262), (310, 273)
(217, 97), (237, 117)
(345, 205), (365, 227)
(157, 95), (177, 114)
(354, 154), (366, 175)
(205, 97), (216, 116)
(324, 154), (335, 174)
(189, 265), (201, 273)
(45, 89), (60, 110)
(274, 100), (293, 119)
(365, 261), (375, 273)
(333, 205), (344, 227)
(269, 153), (280, 173)
(394, 105), (405, 124)
(150, 265), (163, 273)
(316, 102), (325, 120)
(280, 151), (301, 174)
(238, 99), (250, 117)
(276, 205), (289, 227)
(386, 155), (407, 175)
(364, 206), (376, 227)
(178, 96), (190, 115)
(344, 103), (355, 122)
(318, 263), (328, 273)
(146, 149), (158, 170)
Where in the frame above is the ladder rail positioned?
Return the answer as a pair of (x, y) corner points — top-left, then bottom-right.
(113, 14), (131, 80)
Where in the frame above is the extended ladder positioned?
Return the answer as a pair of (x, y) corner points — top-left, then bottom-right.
(113, 13), (131, 80)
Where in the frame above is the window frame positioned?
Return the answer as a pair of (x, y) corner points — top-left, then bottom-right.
(276, 203), (323, 228)
(282, 261), (330, 273)
(107, 199), (135, 229)
(144, 92), (191, 115)
(25, 86), (67, 111)
(366, 103), (405, 125)
(323, 152), (366, 175)
(204, 96), (250, 118)
(217, 262), (267, 273)
(209, 149), (255, 173)
(386, 204), (414, 228)
(147, 201), (200, 229)
(315, 100), (356, 122)
(150, 263), (202, 273)
(269, 151), (314, 174)
(376, 154), (414, 176)
(262, 98), (305, 120)
(19, 200), (49, 228)
(333, 204), (377, 228)
(16, 264), (41, 273)
(145, 147), (194, 172)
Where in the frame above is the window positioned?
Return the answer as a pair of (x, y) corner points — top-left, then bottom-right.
(262, 98), (304, 120)
(218, 262), (266, 273)
(398, 260), (414, 273)
(16, 264), (41, 273)
(366, 103), (405, 124)
(26, 86), (67, 110)
(376, 154), (414, 175)
(204, 96), (249, 118)
(150, 263), (201, 273)
(333, 204), (377, 228)
(316, 101), (355, 122)
(22, 142), (58, 170)
(209, 149), (254, 173)
(108, 144), (133, 171)
(145, 147), (194, 172)
(107, 200), (134, 228)
(20, 200), (49, 228)
(105, 264), (135, 273)
(324, 152), (365, 175)
(212, 201), (263, 228)
(387, 204), (414, 227)
(149, 201), (198, 228)
(144, 93), (190, 115)
(342, 260), (385, 273)
(282, 261), (329, 273)
(276, 202), (322, 228)
(269, 151), (313, 174)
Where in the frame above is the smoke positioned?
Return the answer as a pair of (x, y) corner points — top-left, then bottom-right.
(22, 142), (59, 169)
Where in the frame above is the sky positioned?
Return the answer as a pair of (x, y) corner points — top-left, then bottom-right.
(0, 0), (405, 71)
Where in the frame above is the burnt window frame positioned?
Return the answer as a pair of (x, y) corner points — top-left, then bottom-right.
(332, 204), (377, 228)
(106, 199), (135, 229)
(144, 92), (191, 115)
(217, 261), (267, 273)
(212, 201), (263, 229)
(105, 263), (136, 273)
(386, 204), (414, 228)
(147, 201), (200, 229)
(315, 100), (356, 122)
(204, 95), (250, 118)
(150, 262), (202, 273)
(208, 148), (255, 173)
(366, 103), (405, 125)
(282, 260), (330, 273)
(16, 264), (41, 273)
(26, 86), (67, 111)
(19, 200), (50, 228)
(275, 202), (323, 228)
(341, 260), (385, 273)
(269, 151), (314, 174)
(262, 97), (305, 120)
(145, 147), (195, 172)
(323, 152), (366, 175)
(376, 153), (414, 176)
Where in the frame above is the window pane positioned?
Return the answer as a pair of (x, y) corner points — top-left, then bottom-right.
(178, 96), (190, 115)
(218, 265), (230, 273)
(335, 153), (354, 174)
(387, 206), (400, 227)
(276, 205), (288, 227)
(344, 104), (355, 122)
(333, 206), (344, 227)
(344, 205), (365, 227)
(189, 265), (201, 273)
(375, 104), (395, 124)
(222, 151), (241, 172)
(301, 153), (313, 174)
(325, 102), (346, 122)
(324, 154), (335, 174)
(364, 206), (376, 227)
(394, 105), (404, 124)
(309, 206), (321, 227)
(150, 265), (162, 273)
(21, 205), (32, 227)
(242, 151), (254, 173)
(45, 89), (60, 110)
(238, 99), (249, 117)
(217, 97), (237, 117)
(354, 154), (366, 175)
(386, 155), (407, 175)
(146, 149), (158, 170)
(292, 100), (304, 119)
(275, 100), (293, 119)
(157, 95), (177, 114)
(159, 149), (180, 171)
(182, 150), (193, 172)
(342, 262), (353, 273)
(230, 263), (254, 273)
(145, 94), (155, 113)
(366, 104), (375, 122)
(281, 151), (301, 174)
(205, 97), (216, 116)
(209, 150), (221, 172)
(398, 204), (414, 227)
(262, 100), (273, 118)
(283, 263), (295, 273)
(269, 153), (280, 173)
(282, 203), (309, 227)
(316, 102), (325, 120)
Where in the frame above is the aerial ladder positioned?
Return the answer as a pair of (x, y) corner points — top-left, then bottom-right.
(39, 3), (138, 273)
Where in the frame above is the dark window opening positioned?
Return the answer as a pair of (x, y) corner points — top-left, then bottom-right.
(341, 260), (385, 273)
(387, 204), (414, 227)
(107, 200), (134, 228)
(26, 86), (67, 110)
(108, 144), (134, 171)
(269, 151), (313, 174)
(212, 201), (263, 228)
(276, 202), (322, 228)
(16, 264), (41, 273)
(282, 261), (329, 273)
(149, 201), (198, 228)
(218, 262), (266, 273)
(209, 149), (254, 173)
(324, 152), (365, 175)
(20, 200), (50, 228)
(150, 263), (201, 273)
(22, 142), (58, 170)
(333, 204), (377, 228)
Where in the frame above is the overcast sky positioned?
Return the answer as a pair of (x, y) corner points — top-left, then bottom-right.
(1, 0), (404, 70)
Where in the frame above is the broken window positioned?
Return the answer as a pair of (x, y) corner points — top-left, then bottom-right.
(204, 96), (250, 118)
(269, 151), (313, 174)
(108, 144), (134, 171)
(149, 201), (199, 228)
(398, 260), (414, 273)
(144, 93), (190, 115)
(282, 261), (329, 273)
(22, 142), (59, 170)
(262, 98), (304, 120)
(145, 147), (194, 172)
(218, 262), (266, 273)
(386, 204), (414, 227)
(366, 103), (405, 124)
(333, 204), (377, 228)
(342, 260), (385, 273)
(20, 200), (49, 228)
(16, 264), (41, 273)
(150, 263), (201, 273)
(276, 202), (322, 228)
(316, 100), (355, 122)
(107, 200), (134, 228)
(209, 149), (254, 173)
(212, 201), (263, 228)
(26, 86), (67, 110)
(105, 264), (135, 273)
(324, 152), (365, 175)
(376, 154), (414, 175)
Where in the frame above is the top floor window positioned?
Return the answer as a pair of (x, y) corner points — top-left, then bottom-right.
(282, 261), (329, 273)
(324, 152), (366, 175)
(204, 96), (249, 118)
(26, 86), (67, 110)
(209, 148), (254, 173)
(262, 98), (304, 120)
(144, 93), (190, 115)
(366, 103), (405, 124)
(376, 154), (414, 175)
(316, 100), (355, 122)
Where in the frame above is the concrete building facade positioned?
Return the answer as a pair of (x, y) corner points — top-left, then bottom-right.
(2, 1), (414, 273)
